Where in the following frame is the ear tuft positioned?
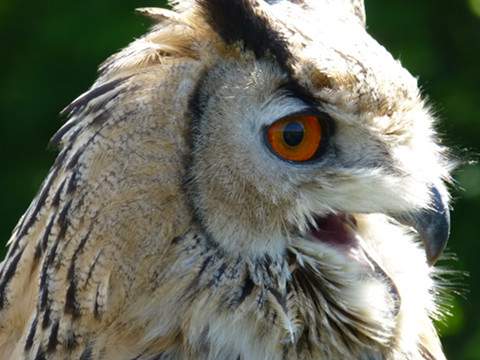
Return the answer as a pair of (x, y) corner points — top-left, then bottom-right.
(196, 0), (294, 73)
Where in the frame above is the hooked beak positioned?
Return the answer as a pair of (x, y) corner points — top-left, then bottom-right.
(393, 186), (450, 266)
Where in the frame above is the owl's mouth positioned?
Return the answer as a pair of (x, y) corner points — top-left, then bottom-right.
(306, 213), (359, 251)
(303, 213), (376, 264)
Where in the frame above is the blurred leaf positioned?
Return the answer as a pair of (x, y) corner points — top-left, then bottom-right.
(468, 0), (480, 17)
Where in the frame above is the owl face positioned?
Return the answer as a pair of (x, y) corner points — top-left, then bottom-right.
(188, 46), (450, 262)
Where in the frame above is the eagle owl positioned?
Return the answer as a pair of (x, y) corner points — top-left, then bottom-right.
(0, 0), (454, 359)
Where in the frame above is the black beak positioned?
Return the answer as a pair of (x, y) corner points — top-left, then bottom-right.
(393, 186), (450, 266)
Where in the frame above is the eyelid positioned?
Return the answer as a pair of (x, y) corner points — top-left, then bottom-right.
(277, 81), (318, 106)
(271, 108), (335, 136)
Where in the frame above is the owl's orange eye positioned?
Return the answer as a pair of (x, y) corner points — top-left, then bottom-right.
(266, 114), (324, 162)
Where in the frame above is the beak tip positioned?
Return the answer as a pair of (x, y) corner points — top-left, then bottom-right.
(425, 186), (451, 266)
(424, 207), (450, 266)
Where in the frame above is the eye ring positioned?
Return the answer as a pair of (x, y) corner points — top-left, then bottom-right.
(265, 113), (328, 163)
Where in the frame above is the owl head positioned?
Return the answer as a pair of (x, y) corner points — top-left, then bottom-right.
(103, 0), (450, 259)
(0, 0), (454, 359)
(94, 0), (453, 357)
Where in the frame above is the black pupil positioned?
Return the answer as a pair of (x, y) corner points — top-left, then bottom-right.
(283, 121), (305, 147)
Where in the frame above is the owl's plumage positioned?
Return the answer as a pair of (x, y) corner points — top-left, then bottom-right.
(0, 1), (454, 359)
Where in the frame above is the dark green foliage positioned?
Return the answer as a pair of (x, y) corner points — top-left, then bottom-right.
(0, 1), (479, 358)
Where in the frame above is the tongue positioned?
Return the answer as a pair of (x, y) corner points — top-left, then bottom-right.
(309, 214), (358, 248)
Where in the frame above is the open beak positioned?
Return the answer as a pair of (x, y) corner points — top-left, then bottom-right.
(393, 186), (450, 266)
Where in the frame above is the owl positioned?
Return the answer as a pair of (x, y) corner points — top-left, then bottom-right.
(0, 0), (454, 359)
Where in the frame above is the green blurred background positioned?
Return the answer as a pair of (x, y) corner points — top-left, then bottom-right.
(0, 0), (478, 358)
